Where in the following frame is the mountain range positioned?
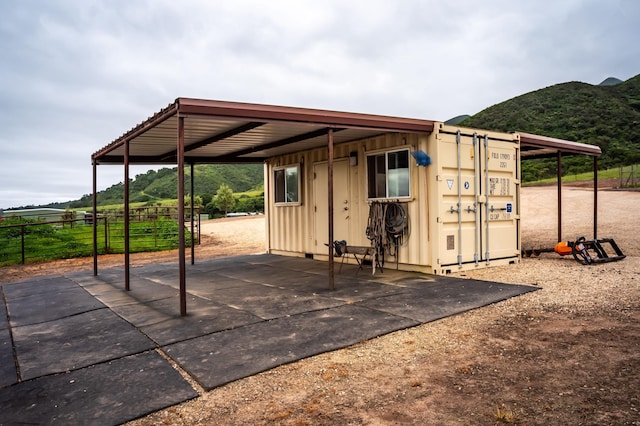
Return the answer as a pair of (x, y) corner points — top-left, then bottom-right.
(25, 73), (640, 210)
(460, 74), (640, 180)
(51, 164), (264, 210)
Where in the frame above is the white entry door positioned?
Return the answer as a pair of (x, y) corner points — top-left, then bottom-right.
(313, 160), (350, 254)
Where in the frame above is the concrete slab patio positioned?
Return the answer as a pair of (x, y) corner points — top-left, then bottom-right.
(0, 254), (537, 425)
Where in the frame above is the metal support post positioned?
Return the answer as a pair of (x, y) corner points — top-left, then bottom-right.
(93, 161), (98, 276)
(190, 162), (195, 265)
(593, 156), (598, 239)
(328, 128), (335, 291)
(557, 152), (562, 243)
(124, 140), (130, 291)
(178, 116), (187, 316)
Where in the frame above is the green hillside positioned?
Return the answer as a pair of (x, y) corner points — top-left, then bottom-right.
(461, 74), (640, 181)
(38, 74), (640, 208)
(62, 164), (263, 209)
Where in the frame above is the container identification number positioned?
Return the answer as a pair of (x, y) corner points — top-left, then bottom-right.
(492, 152), (511, 168)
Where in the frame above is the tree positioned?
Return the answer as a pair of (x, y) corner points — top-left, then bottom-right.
(183, 195), (203, 207)
(213, 184), (235, 216)
(200, 193), (213, 207)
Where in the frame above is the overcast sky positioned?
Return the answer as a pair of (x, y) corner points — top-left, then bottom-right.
(1, 0), (638, 209)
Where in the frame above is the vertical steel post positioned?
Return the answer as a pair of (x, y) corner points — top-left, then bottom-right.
(593, 156), (598, 239)
(264, 163), (271, 253)
(178, 116), (187, 316)
(557, 151), (562, 243)
(124, 140), (130, 291)
(93, 161), (98, 275)
(328, 129), (335, 291)
(190, 162), (195, 265)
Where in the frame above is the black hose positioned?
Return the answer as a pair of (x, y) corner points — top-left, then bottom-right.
(367, 201), (410, 262)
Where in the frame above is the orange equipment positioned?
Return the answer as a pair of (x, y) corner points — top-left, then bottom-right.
(553, 237), (625, 265)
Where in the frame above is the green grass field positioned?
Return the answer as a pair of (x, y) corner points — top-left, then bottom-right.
(524, 164), (639, 186)
(0, 217), (192, 267)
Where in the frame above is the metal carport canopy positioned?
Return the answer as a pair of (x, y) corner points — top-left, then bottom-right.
(90, 98), (440, 316)
(519, 131), (602, 159)
(91, 98), (437, 165)
(90, 98), (601, 316)
(518, 131), (602, 246)
(91, 98), (601, 165)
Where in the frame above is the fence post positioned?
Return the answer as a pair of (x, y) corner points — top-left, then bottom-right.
(21, 225), (25, 265)
(619, 166), (622, 187)
(104, 216), (109, 253)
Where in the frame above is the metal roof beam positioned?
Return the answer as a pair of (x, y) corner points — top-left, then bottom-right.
(185, 121), (266, 153)
(518, 132), (601, 157)
(95, 155), (265, 165)
(96, 155), (172, 164)
(229, 127), (347, 158)
(176, 98), (436, 133)
(160, 121), (266, 161)
(185, 155), (266, 164)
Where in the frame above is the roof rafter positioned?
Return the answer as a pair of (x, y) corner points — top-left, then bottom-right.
(160, 121), (266, 161)
(229, 126), (347, 158)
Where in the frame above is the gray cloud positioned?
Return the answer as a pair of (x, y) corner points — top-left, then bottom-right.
(1, 0), (639, 209)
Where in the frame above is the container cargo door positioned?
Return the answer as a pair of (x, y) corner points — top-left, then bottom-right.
(478, 134), (519, 262)
(438, 131), (480, 267)
(314, 160), (350, 255)
(438, 129), (519, 268)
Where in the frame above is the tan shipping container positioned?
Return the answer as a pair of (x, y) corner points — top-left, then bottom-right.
(265, 123), (520, 275)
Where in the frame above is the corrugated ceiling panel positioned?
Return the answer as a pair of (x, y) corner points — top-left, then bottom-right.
(246, 128), (386, 158)
(187, 121), (330, 157)
(106, 116), (179, 157)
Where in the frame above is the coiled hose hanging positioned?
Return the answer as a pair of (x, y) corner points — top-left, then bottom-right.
(366, 201), (410, 267)
(385, 203), (409, 257)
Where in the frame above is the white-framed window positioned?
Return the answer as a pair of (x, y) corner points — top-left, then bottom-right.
(274, 164), (301, 205)
(366, 149), (410, 199)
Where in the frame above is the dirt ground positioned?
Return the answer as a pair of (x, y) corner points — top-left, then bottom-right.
(2, 185), (639, 425)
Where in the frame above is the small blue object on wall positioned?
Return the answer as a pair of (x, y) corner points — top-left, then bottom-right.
(411, 150), (431, 167)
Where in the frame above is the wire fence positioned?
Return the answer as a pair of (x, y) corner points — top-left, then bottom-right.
(619, 165), (639, 187)
(0, 208), (200, 267)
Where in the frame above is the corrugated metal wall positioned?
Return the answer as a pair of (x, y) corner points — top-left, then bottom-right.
(266, 133), (432, 268)
(265, 126), (520, 274)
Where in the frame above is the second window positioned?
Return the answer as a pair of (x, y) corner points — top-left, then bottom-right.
(366, 149), (410, 199)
